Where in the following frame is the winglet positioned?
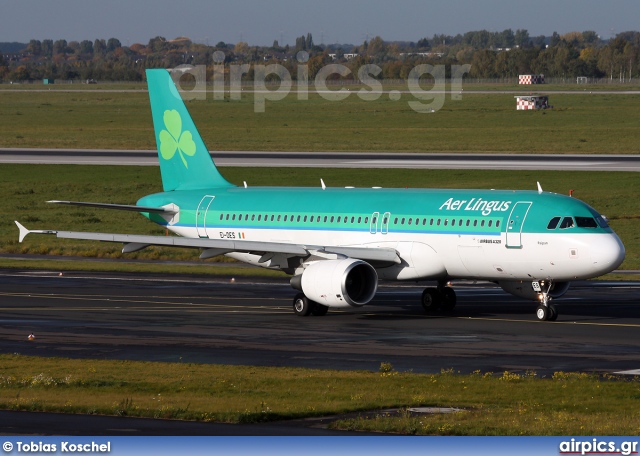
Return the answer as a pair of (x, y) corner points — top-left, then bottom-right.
(537, 181), (543, 194)
(15, 221), (30, 243)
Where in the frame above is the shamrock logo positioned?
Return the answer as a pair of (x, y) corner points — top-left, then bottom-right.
(159, 109), (196, 168)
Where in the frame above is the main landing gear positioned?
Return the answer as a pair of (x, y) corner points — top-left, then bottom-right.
(533, 280), (558, 322)
(293, 293), (329, 317)
(421, 284), (457, 313)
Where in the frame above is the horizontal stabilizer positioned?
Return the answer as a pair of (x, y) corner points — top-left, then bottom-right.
(47, 200), (177, 214)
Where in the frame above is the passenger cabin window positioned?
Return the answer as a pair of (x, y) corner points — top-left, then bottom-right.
(547, 216), (561, 229)
(559, 217), (575, 229)
(575, 216), (598, 228)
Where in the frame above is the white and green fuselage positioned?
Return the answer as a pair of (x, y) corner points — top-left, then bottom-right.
(138, 186), (623, 283)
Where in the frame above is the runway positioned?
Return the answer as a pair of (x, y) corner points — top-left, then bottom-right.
(2, 148), (640, 171)
(1, 270), (639, 376)
(2, 269), (640, 434)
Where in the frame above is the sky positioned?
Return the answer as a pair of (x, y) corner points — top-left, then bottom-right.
(3, 0), (640, 46)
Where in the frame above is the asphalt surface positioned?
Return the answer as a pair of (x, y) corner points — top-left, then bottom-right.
(2, 149), (640, 171)
(1, 270), (639, 374)
(2, 269), (640, 435)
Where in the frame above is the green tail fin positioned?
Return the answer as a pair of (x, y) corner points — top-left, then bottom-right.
(146, 69), (233, 191)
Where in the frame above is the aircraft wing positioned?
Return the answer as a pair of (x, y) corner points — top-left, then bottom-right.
(15, 222), (401, 265)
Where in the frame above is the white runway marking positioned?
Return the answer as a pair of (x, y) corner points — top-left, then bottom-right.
(614, 369), (640, 375)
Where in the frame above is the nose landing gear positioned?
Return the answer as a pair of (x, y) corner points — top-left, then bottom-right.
(533, 280), (558, 321)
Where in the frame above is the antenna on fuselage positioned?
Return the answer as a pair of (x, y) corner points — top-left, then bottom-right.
(243, 181), (248, 188)
(321, 179), (326, 190)
(537, 181), (543, 194)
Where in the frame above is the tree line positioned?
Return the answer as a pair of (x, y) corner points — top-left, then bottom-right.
(1, 30), (639, 83)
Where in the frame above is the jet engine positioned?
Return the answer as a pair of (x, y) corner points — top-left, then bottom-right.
(498, 280), (570, 301)
(291, 258), (378, 308)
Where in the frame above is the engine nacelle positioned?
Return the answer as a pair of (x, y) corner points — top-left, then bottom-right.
(498, 280), (571, 301)
(291, 259), (378, 308)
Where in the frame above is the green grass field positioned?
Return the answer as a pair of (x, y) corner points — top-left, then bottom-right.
(1, 355), (639, 435)
(1, 87), (640, 153)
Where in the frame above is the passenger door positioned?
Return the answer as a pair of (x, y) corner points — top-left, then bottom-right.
(196, 195), (215, 238)
(505, 202), (532, 248)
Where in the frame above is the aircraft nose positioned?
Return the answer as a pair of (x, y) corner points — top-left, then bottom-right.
(591, 234), (625, 274)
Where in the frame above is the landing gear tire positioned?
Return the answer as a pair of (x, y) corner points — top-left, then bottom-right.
(421, 288), (441, 312)
(548, 304), (558, 321)
(293, 293), (313, 316)
(536, 305), (549, 321)
(311, 303), (329, 316)
(440, 287), (457, 312)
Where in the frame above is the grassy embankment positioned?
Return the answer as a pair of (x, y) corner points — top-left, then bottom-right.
(0, 354), (639, 435)
(1, 87), (640, 153)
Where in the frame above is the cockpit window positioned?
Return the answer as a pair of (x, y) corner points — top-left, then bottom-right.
(596, 215), (609, 228)
(559, 217), (575, 229)
(547, 216), (561, 230)
(575, 217), (598, 228)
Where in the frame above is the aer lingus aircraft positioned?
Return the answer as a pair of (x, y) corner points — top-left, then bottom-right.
(15, 69), (625, 321)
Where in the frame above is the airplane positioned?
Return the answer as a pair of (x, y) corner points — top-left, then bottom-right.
(15, 68), (625, 321)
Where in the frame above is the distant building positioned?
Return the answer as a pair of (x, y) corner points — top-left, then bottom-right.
(328, 53), (358, 60)
(399, 52), (444, 58)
